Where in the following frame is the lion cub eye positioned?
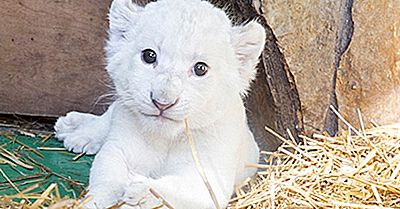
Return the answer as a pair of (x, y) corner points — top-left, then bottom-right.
(193, 62), (208, 77)
(141, 49), (157, 64)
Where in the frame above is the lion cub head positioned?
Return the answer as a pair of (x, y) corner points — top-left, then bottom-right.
(106, 0), (265, 136)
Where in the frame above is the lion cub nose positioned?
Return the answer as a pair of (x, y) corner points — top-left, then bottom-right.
(150, 93), (178, 111)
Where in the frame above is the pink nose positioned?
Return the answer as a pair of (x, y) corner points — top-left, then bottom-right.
(150, 92), (178, 111)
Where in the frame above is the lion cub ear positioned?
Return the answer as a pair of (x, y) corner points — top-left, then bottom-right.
(231, 21), (266, 95)
(109, 0), (142, 36)
(107, 0), (143, 57)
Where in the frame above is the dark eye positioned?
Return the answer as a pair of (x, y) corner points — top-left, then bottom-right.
(193, 62), (208, 77)
(141, 49), (157, 64)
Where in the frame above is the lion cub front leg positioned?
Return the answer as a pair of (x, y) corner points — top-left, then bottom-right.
(86, 140), (160, 209)
(85, 141), (131, 208)
(54, 103), (115, 154)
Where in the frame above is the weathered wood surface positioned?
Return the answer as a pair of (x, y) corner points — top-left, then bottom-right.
(337, 0), (400, 127)
(0, 0), (111, 116)
(262, 0), (354, 136)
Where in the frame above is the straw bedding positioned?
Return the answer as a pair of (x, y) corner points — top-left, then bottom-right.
(0, 129), (92, 209)
(228, 123), (400, 209)
(1, 122), (399, 208)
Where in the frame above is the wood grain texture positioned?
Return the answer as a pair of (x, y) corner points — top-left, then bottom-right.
(0, 0), (112, 116)
(337, 0), (400, 127)
(262, 0), (342, 134)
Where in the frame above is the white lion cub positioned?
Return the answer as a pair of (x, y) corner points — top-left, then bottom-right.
(54, 0), (266, 208)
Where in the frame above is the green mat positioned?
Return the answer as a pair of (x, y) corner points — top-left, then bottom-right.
(0, 131), (93, 199)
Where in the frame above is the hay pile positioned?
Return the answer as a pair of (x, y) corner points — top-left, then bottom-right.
(228, 123), (400, 209)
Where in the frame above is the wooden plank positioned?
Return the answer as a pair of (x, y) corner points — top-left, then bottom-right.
(0, 0), (112, 116)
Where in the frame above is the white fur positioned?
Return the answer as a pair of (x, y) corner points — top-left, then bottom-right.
(55, 0), (266, 208)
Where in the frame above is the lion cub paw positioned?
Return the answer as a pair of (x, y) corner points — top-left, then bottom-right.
(55, 111), (104, 155)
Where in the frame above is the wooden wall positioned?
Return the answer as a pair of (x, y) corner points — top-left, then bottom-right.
(0, 0), (112, 116)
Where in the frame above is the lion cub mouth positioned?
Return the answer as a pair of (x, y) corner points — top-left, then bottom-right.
(140, 112), (181, 122)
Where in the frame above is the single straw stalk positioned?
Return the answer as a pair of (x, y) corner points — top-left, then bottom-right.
(184, 119), (221, 209)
